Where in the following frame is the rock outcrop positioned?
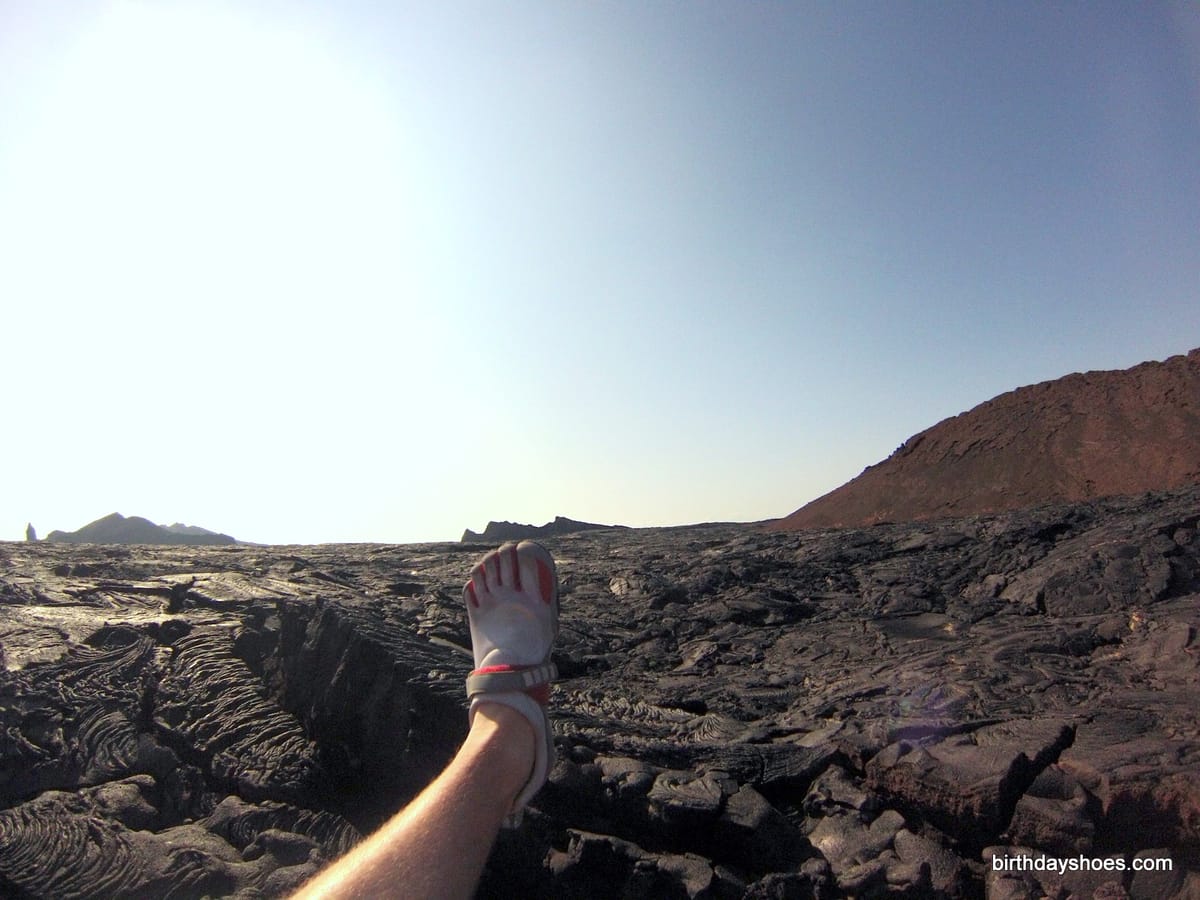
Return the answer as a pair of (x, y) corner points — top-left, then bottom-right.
(44, 513), (238, 546)
(2, 486), (1198, 897)
(772, 348), (1200, 531)
(162, 522), (230, 539)
(24, 523), (36, 542)
(461, 515), (625, 543)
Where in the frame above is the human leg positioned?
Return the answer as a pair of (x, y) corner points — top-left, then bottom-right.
(291, 541), (558, 899)
(290, 702), (533, 900)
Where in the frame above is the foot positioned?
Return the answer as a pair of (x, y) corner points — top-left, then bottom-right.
(463, 541), (559, 823)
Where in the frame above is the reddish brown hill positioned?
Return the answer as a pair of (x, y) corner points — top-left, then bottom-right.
(769, 348), (1200, 531)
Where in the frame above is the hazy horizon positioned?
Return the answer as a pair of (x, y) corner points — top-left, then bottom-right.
(26, 508), (724, 545)
(4, 2), (1198, 544)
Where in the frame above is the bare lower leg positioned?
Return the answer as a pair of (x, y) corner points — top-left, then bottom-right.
(291, 703), (534, 900)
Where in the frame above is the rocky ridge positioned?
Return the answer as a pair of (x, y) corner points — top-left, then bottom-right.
(461, 515), (625, 543)
(1, 486), (1198, 898)
(773, 348), (1200, 530)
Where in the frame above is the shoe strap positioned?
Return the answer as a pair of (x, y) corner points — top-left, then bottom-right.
(466, 661), (558, 699)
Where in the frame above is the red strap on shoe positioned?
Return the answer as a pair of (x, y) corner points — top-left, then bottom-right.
(466, 662), (557, 705)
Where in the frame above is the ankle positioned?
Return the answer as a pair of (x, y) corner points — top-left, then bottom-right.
(466, 702), (537, 799)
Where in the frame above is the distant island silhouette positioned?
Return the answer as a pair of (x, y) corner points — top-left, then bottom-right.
(461, 516), (626, 543)
(44, 512), (238, 545)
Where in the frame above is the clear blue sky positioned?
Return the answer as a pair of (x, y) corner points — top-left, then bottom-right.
(2, 2), (1198, 544)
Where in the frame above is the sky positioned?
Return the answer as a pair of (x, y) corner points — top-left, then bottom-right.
(2, 2), (1198, 545)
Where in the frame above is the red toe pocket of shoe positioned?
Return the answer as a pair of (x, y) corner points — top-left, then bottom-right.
(509, 545), (522, 590)
(536, 559), (554, 605)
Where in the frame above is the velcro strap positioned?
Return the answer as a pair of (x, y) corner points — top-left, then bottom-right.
(466, 662), (558, 698)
